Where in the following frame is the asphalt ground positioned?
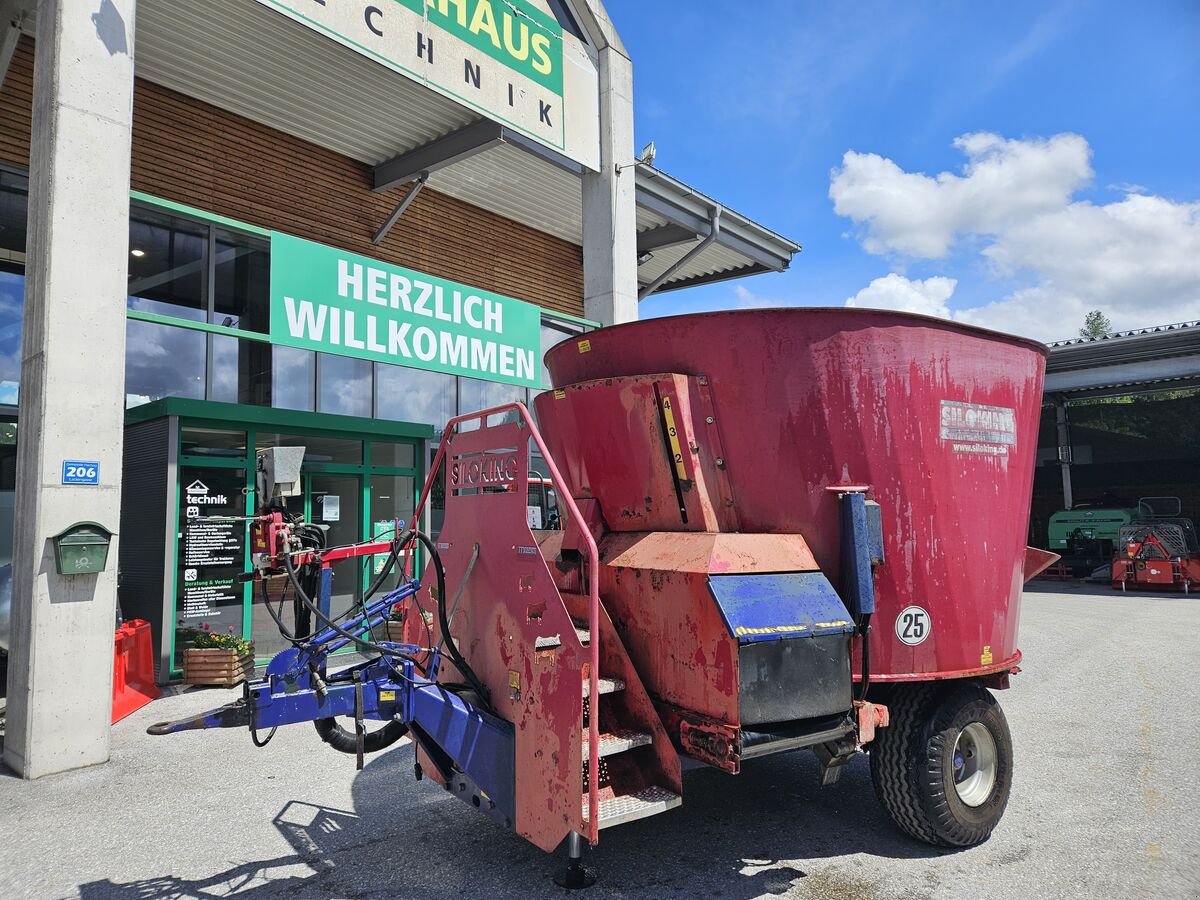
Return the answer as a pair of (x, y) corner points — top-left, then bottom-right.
(0, 584), (1197, 900)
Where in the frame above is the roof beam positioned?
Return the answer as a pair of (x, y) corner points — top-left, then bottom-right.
(640, 262), (773, 294)
(373, 120), (504, 192)
(639, 207), (721, 301)
(634, 183), (793, 273)
(373, 121), (582, 192)
(636, 224), (696, 256)
(0, 3), (28, 92)
(1044, 355), (1200, 394)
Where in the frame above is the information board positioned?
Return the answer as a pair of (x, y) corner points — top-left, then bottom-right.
(175, 468), (247, 659)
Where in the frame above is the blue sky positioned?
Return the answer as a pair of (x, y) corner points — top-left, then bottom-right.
(607, 0), (1200, 341)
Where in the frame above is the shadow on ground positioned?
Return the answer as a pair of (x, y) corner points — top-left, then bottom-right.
(74, 738), (952, 899)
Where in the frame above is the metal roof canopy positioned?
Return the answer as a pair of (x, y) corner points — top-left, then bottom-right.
(1045, 321), (1200, 399)
(57, 0), (799, 298)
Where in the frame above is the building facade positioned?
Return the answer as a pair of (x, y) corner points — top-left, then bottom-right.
(0, 0), (798, 777)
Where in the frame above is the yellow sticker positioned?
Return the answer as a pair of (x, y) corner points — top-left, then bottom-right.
(980, 645), (993, 666)
(554, 389), (566, 400)
(660, 394), (689, 482)
(379, 690), (396, 702)
(508, 670), (521, 690)
(578, 339), (592, 353)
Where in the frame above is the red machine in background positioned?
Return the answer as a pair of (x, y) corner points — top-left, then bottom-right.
(1111, 498), (1200, 592)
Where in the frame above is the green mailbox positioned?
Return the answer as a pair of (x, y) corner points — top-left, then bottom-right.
(51, 522), (114, 576)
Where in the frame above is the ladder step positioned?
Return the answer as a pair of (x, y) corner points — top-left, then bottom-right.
(582, 676), (625, 698)
(584, 729), (652, 758)
(572, 619), (590, 645)
(584, 786), (682, 829)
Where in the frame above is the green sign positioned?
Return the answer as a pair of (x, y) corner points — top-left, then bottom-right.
(254, 0), (565, 152)
(422, 0), (564, 96)
(269, 233), (542, 388)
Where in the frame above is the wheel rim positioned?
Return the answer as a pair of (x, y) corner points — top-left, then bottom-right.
(952, 722), (997, 807)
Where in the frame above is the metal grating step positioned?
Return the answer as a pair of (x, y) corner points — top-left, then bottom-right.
(583, 729), (652, 758)
(582, 676), (625, 697)
(585, 786), (682, 830)
(572, 619), (591, 645)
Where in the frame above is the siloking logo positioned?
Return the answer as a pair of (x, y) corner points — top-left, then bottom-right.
(451, 454), (518, 488)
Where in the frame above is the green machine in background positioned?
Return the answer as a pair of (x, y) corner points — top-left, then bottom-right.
(1048, 500), (1140, 576)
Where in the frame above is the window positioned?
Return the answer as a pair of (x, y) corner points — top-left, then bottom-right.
(180, 427), (247, 458)
(213, 229), (270, 332)
(317, 354), (372, 418)
(0, 266), (22, 405)
(125, 318), (206, 407)
(257, 432), (362, 466)
(127, 208), (208, 321)
(375, 363), (456, 434)
(0, 169), (28, 258)
(370, 441), (416, 469)
(459, 376), (526, 425)
(272, 345), (316, 412)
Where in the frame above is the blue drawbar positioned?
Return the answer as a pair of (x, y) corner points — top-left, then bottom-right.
(708, 572), (856, 645)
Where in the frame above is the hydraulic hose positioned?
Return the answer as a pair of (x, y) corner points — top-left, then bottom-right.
(857, 614), (872, 701)
(282, 532), (420, 660)
(314, 715), (408, 754)
(280, 527), (492, 749)
(413, 529), (491, 710)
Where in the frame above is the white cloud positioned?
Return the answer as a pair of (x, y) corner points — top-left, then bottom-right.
(830, 132), (1091, 258)
(846, 274), (957, 318)
(733, 285), (777, 309)
(832, 133), (1200, 341)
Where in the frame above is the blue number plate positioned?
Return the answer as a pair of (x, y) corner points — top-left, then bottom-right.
(62, 460), (100, 485)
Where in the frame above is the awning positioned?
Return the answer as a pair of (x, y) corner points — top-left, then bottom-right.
(1045, 322), (1200, 398)
(27, 0), (799, 297)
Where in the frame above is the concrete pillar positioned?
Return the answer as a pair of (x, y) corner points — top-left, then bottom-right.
(580, 24), (638, 326)
(1054, 396), (1073, 511)
(4, 0), (136, 779)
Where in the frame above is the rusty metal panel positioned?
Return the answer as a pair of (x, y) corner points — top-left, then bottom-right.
(536, 374), (729, 532)
(600, 564), (741, 725)
(541, 309), (1047, 682)
(409, 417), (585, 852)
(600, 532), (819, 574)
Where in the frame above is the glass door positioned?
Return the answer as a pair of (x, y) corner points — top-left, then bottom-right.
(369, 474), (416, 592)
(309, 473), (362, 618)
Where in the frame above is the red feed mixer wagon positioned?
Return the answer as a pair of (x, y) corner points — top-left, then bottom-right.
(151, 307), (1054, 886)
(520, 308), (1055, 858)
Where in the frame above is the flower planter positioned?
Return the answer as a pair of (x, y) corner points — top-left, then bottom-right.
(382, 621), (406, 642)
(182, 646), (255, 687)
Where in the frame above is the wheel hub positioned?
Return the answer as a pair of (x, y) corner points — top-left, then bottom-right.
(952, 721), (997, 807)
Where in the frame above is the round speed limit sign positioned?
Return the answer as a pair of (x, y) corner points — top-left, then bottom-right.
(895, 606), (931, 646)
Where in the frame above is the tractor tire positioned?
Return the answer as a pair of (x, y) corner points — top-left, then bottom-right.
(870, 681), (1013, 847)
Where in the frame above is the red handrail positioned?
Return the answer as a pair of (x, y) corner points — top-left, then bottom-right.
(409, 402), (601, 844)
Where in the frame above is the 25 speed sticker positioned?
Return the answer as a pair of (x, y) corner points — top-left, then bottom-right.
(895, 606), (931, 646)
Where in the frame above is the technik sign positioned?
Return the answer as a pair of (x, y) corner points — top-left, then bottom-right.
(269, 233), (542, 388)
(255, 0), (573, 158)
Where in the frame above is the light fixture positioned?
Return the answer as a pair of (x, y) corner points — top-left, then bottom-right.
(130, 248), (145, 258)
(637, 250), (655, 265)
(616, 141), (657, 174)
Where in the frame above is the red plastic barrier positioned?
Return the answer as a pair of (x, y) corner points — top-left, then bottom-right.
(112, 619), (160, 723)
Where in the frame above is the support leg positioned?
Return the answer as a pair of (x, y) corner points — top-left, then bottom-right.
(554, 832), (596, 889)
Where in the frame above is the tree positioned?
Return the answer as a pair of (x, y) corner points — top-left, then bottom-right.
(1079, 310), (1113, 340)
